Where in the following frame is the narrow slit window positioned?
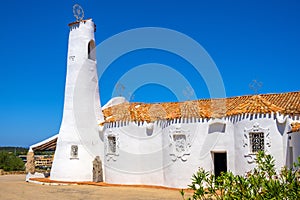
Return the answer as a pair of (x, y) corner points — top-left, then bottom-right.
(88, 40), (96, 61)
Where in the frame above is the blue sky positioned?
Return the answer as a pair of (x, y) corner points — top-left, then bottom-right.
(0, 0), (299, 147)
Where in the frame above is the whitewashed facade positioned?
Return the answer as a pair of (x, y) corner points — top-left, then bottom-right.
(27, 18), (300, 188)
(101, 113), (298, 188)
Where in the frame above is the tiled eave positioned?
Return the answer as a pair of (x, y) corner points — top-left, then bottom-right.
(102, 91), (300, 123)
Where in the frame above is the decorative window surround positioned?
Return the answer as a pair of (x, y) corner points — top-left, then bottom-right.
(243, 123), (270, 163)
(169, 125), (191, 161)
(70, 145), (79, 159)
(105, 129), (119, 161)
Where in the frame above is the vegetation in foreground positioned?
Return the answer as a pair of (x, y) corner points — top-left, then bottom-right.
(0, 151), (25, 171)
(181, 151), (300, 199)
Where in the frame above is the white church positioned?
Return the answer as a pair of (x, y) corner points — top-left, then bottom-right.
(26, 8), (300, 188)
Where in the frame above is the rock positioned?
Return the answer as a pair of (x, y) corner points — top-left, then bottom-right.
(93, 156), (103, 182)
(25, 151), (35, 174)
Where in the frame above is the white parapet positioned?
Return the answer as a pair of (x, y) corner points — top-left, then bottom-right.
(50, 19), (104, 182)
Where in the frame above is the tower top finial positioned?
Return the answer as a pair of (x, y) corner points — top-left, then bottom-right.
(73, 4), (84, 22)
(249, 79), (263, 94)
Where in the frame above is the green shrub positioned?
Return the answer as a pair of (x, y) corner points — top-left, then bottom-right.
(0, 151), (25, 171)
(181, 151), (300, 200)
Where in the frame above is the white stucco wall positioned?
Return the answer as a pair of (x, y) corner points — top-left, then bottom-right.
(102, 118), (235, 188)
(102, 114), (291, 188)
(233, 113), (287, 175)
(50, 19), (104, 182)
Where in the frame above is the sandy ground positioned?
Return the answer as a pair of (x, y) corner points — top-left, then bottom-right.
(0, 175), (190, 200)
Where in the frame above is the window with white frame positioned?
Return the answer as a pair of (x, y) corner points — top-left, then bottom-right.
(173, 134), (187, 153)
(70, 145), (78, 159)
(105, 131), (119, 161)
(169, 126), (191, 161)
(107, 136), (116, 154)
(249, 132), (264, 153)
(243, 123), (270, 163)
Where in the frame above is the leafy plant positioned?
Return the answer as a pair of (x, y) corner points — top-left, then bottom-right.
(181, 151), (300, 199)
(0, 146), (28, 155)
(0, 151), (25, 171)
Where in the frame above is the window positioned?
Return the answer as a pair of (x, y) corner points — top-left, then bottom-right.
(243, 123), (270, 163)
(249, 132), (264, 153)
(105, 131), (119, 161)
(88, 40), (96, 61)
(70, 145), (78, 159)
(208, 122), (226, 134)
(169, 126), (191, 161)
(173, 134), (186, 153)
(107, 136), (116, 154)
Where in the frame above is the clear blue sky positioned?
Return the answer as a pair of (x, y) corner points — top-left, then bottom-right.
(0, 0), (299, 147)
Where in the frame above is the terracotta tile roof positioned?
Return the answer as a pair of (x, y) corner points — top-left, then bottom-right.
(227, 95), (284, 115)
(290, 122), (300, 133)
(102, 91), (300, 123)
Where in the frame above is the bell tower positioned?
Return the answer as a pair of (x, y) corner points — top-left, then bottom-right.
(50, 5), (104, 182)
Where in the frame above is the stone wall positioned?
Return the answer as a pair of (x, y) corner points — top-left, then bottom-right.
(25, 151), (35, 174)
(0, 170), (26, 175)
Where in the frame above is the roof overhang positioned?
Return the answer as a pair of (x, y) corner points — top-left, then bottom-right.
(29, 134), (58, 152)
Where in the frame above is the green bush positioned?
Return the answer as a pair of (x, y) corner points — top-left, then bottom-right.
(0, 151), (25, 171)
(181, 151), (300, 200)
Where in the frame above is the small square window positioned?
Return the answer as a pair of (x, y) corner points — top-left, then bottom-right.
(70, 145), (78, 159)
